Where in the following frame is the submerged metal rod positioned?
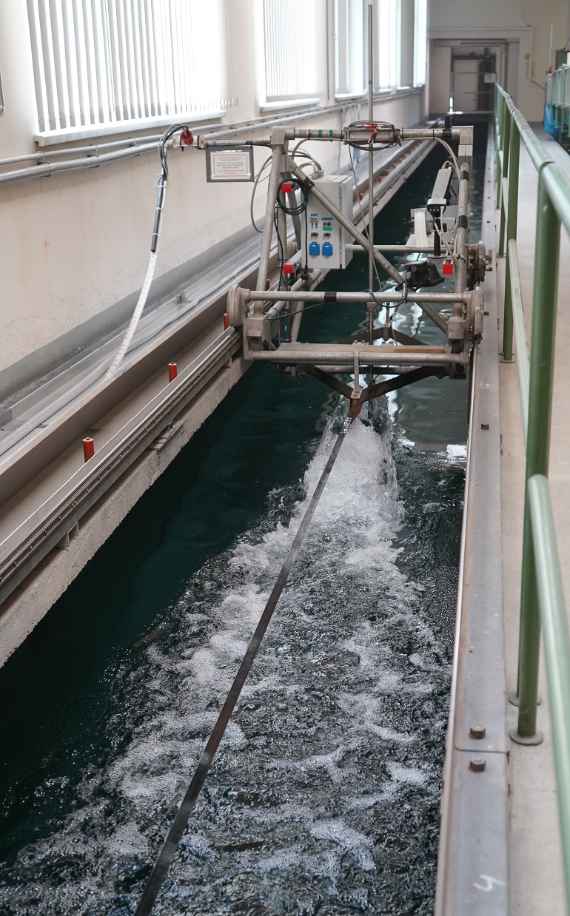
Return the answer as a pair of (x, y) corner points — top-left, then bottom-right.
(134, 422), (353, 916)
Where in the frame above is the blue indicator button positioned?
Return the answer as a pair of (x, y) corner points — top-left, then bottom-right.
(322, 242), (334, 258)
(308, 241), (321, 257)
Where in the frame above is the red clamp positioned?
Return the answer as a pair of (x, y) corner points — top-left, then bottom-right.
(442, 259), (455, 277)
(282, 262), (296, 278)
(180, 128), (194, 147)
(281, 180), (294, 194)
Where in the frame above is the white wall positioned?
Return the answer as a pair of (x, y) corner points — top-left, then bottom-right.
(430, 46), (452, 112)
(0, 0), (425, 381)
(430, 0), (568, 120)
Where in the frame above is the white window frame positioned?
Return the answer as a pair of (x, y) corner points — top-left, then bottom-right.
(413, 0), (428, 87)
(257, 0), (324, 111)
(27, 0), (227, 146)
(375, 0), (402, 92)
(334, 0), (367, 100)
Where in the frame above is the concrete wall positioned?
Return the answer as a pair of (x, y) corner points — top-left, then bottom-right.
(430, 0), (569, 120)
(0, 0), (424, 379)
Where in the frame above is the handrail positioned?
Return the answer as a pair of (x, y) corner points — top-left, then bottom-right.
(528, 475), (570, 894)
(495, 83), (570, 910)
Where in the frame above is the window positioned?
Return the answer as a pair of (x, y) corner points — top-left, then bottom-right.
(335, 0), (366, 98)
(260, 0), (322, 105)
(377, 0), (401, 91)
(413, 0), (427, 86)
(27, 0), (226, 141)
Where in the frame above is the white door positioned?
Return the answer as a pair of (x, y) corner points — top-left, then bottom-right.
(453, 60), (479, 112)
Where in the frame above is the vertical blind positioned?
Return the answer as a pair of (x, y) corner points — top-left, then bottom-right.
(413, 0), (427, 86)
(335, 0), (365, 97)
(377, 0), (401, 90)
(263, 0), (321, 102)
(27, 0), (226, 136)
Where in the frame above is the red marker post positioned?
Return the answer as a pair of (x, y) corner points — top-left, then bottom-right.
(83, 437), (95, 462)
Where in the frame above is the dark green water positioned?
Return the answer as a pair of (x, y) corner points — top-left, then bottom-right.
(0, 132), (486, 916)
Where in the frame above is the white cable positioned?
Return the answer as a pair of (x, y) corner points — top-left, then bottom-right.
(104, 247), (160, 381)
(434, 138), (461, 181)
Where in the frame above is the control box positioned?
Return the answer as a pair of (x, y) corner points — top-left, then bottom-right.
(301, 174), (354, 271)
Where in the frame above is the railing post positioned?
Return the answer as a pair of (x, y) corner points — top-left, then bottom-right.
(502, 122), (520, 361)
(499, 109), (512, 256)
(496, 93), (505, 209)
(512, 178), (561, 744)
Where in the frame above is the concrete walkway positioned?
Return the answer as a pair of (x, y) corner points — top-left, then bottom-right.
(499, 128), (569, 916)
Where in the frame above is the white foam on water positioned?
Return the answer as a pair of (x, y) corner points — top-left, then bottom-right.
(272, 743), (360, 785)
(310, 819), (376, 872)
(347, 788), (398, 810)
(0, 417), (447, 914)
(388, 762), (429, 787)
(446, 443), (467, 462)
(256, 846), (305, 873)
(106, 823), (149, 858)
(338, 691), (415, 745)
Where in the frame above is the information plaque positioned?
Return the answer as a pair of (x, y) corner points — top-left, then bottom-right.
(206, 146), (255, 183)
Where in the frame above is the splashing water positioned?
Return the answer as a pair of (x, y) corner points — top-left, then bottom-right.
(0, 415), (461, 916)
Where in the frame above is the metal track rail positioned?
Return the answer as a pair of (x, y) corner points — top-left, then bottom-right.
(0, 330), (239, 607)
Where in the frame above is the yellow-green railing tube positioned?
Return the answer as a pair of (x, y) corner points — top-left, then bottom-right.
(528, 475), (570, 910)
(502, 123), (521, 361)
(512, 178), (561, 744)
(499, 108), (512, 257)
(496, 92), (505, 209)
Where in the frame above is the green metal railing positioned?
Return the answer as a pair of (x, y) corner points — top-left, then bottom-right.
(496, 84), (570, 908)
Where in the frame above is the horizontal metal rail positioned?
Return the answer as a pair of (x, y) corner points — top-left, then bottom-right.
(248, 343), (464, 368)
(0, 330), (239, 608)
(496, 83), (570, 909)
(244, 289), (471, 305)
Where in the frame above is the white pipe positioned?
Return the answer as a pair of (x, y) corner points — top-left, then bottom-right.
(104, 249), (160, 381)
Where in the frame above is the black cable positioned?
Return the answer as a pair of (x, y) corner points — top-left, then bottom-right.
(134, 422), (353, 916)
(276, 175), (309, 216)
(273, 206), (286, 291)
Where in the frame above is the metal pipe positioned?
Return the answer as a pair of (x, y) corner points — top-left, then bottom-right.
(502, 122), (520, 360)
(499, 109), (512, 256)
(255, 147), (283, 302)
(244, 289), (471, 305)
(528, 474), (570, 910)
(0, 100), (366, 177)
(367, 0), (375, 295)
(249, 348), (464, 367)
(279, 126), (461, 143)
(508, 239), (530, 436)
(454, 165), (470, 303)
(513, 178), (561, 743)
(0, 141), (160, 184)
(265, 277), (305, 321)
(289, 162), (404, 284)
(0, 134), (166, 168)
(346, 243), (434, 254)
